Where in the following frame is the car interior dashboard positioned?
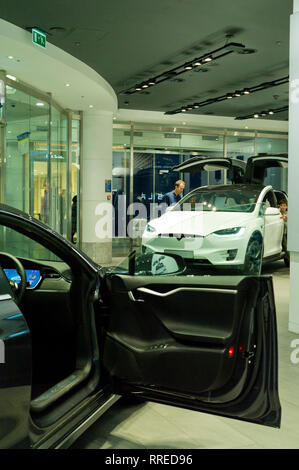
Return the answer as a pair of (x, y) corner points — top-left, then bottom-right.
(0, 254), (72, 293)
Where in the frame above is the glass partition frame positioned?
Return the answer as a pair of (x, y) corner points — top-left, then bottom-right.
(1, 74), (81, 244)
(112, 122), (288, 258)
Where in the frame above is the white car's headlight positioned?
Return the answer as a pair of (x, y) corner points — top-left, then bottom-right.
(213, 227), (245, 236)
(146, 224), (156, 233)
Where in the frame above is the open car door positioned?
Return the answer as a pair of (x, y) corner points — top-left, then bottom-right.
(102, 243), (281, 428)
(171, 156), (247, 184)
(244, 153), (288, 184)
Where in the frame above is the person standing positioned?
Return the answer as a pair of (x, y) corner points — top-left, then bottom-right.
(71, 195), (77, 243)
(163, 180), (185, 206)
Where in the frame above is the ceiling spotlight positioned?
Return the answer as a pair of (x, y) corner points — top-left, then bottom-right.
(89, 104), (94, 108)
(135, 85), (142, 91)
(268, 110), (274, 115)
(261, 111), (267, 116)
(234, 90), (241, 97)
(187, 106), (193, 110)
(194, 103), (200, 108)
(148, 80), (156, 86)
(65, 83), (71, 87)
(8, 55), (14, 60)
(193, 61), (202, 67)
(184, 64), (193, 70)
(203, 56), (213, 62)
(181, 108), (187, 112)
(254, 114), (259, 118)
(226, 93), (233, 99)
(243, 88), (250, 95)
(142, 83), (149, 89)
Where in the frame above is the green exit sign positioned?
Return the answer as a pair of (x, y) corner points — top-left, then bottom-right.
(32, 28), (46, 48)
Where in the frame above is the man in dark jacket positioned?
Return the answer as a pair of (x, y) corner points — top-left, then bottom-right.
(163, 180), (185, 206)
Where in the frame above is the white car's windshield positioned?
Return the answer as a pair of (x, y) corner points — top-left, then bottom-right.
(177, 188), (261, 213)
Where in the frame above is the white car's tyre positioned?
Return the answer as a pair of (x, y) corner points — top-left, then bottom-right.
(244, 232), (263, 274)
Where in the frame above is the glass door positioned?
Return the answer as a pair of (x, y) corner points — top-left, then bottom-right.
(0, 123), (5, 203)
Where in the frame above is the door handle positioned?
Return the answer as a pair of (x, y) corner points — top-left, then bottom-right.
(128, 291), (145, 302)
(136, 287), (237, 297)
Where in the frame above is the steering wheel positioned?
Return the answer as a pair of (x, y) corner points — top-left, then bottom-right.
(0, 252), (27, 303)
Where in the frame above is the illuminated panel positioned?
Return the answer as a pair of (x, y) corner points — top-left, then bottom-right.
(4, 269), (41, 289)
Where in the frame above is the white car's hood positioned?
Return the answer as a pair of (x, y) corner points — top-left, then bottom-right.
(147, 210), (255, 237)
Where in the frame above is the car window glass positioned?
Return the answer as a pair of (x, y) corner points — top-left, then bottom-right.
(0, 225), (63, 262)
(175, 188), (260, 213)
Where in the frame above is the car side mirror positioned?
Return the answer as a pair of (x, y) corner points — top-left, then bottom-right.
(265, 207), (280, 216)
(133, 252), (186, 276)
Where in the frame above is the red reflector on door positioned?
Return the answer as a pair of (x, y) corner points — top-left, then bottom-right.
(228, 347), (234, 358)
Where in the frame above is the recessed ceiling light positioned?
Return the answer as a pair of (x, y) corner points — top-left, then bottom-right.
(226, 93), (233, 99)
(135, 86), (142, 91)
(36, 102), (44, 106)
(234, 90), (241, 97)
(269, 110), (274, 115)
(89, 105), (94, 108)
(8, 55), (14, 60)
(184, 65), (193, 70)
(193, 61), (202, 67)
(243, 88), (250, 95)
(65, 83), (71, 87)
(142, 84), (149, 89)
(203, 56), (213, 62)
(6, 74), (16, 81)
(254, 114), (259, 118)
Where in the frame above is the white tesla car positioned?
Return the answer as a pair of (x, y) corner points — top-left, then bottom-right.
(142, 154), (288, 272)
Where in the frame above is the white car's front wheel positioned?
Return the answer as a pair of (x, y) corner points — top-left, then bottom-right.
(244, 232), (263, 275)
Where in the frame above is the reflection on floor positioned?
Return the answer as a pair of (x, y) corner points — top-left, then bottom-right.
(72, 261), (299, 449)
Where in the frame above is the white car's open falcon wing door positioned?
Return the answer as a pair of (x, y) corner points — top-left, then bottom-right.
(244, 153), (288, 184)
(172, 156), (247, 183)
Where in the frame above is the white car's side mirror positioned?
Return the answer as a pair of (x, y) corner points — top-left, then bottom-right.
(265, 207), (281, 216)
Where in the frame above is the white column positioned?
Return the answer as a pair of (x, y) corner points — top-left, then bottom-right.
(81, 110), (113, 265)
(288, 1), (299, 332)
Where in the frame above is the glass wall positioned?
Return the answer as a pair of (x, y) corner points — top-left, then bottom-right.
(112, 124), (288, 257)
(3, 78), (81, 243)
(49, 107), (68, 237)
(71, 117), (81, 244)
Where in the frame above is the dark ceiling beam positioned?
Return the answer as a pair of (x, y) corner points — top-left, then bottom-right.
(119, 42), (246, 95)
(235, 105), (289, 120)
(165, 75), (289, 115)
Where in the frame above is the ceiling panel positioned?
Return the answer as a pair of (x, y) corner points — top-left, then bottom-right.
(0, 0), (293, 120)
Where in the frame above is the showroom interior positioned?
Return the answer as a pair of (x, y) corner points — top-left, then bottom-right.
(1, 0), (299, 449)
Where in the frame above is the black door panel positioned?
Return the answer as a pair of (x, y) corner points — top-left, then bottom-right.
(103, 274), (280, 427)
(104, 275), (257, 395)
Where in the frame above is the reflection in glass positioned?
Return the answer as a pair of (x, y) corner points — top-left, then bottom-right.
(50, 107), (68, 237)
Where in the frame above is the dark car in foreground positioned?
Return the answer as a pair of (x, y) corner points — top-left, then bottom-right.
(0, 203), (281, 448)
